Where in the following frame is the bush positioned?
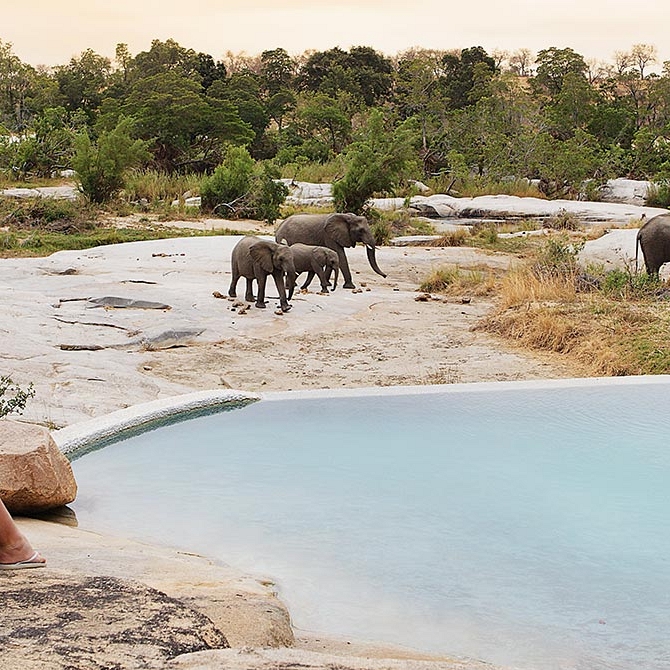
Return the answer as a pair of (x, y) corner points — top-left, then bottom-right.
(332, 110), (419, 214)
(545, 209), (580, 230)
(0, 376), (35, 418)
(532, 236), (584, 280)
(0, 197), (95, 233)
(201, 147), (288, 224)
(646, 181), (670, 208)
(73, 118), (150, 203)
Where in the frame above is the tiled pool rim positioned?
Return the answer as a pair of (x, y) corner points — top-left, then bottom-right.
(53, 375), (670, 459)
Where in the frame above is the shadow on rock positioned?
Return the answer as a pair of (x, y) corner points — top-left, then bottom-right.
(0, 573), (228, 669)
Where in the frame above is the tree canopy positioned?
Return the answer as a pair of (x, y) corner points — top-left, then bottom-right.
(1, 37), (670, 201)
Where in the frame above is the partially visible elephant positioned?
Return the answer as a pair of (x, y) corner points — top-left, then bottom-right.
(275, 212), (386, 289)
(228, 236), (297, 312)
(636, 213), (670, 277)
(288, 243), (340, 298)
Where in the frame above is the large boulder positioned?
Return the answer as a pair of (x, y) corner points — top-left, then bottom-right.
(0, 420), (77, 513)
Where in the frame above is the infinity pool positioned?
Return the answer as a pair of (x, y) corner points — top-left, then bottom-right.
(70, 379), (670, 670)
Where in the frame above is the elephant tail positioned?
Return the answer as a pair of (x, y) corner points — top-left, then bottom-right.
(635, 228), (645, 274)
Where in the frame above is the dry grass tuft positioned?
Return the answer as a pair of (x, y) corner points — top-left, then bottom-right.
(419, 265), (499, 296)
(427, 228), (471, 247)
(479, 262), (670, 376)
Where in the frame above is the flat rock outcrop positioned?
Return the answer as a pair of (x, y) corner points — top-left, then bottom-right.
(0, 420), (77, 513)
(0, 572), (228, 670)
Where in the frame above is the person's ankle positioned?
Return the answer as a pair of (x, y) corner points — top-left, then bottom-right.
(0, 537), (37, 564)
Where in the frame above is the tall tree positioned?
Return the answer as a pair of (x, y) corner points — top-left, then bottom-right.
(54, 49), (112, 121)
(440, 46), (497, 109)
(532, 47), (588, 97)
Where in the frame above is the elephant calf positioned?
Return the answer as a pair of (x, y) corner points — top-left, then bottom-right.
(288, 243), (340, 298)
(228, 236), (297, 312)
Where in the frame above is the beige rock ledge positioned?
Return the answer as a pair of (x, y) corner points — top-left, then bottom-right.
(2, 516), (293, 667)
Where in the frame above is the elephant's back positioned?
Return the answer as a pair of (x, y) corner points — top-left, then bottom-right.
(276, 215), (325, 244)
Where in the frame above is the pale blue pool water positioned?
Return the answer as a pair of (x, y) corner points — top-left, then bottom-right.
(70, 380), (670, 670)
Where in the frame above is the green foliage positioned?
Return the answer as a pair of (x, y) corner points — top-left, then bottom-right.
(333, 110), (420, 213)
(0, 375), (35, 418)
(646, 180), (670, 207)
(201, 147), (288, 223)
(369, 216), (393, 246)
(532, 236), (585, 279)
(599, 267), (662, 298)
(73, 117), (151, 203)
(201, 146), (255, 211)
(0, 196), (93, 232)
(0, 107), (80, 179)
(245, 162), (289, 224)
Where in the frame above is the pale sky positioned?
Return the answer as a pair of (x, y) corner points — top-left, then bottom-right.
(2, 0), (669, 71)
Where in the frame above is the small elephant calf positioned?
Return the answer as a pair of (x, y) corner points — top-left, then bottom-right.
(228, 236), (297, 312)
(287, 243), (340, 298)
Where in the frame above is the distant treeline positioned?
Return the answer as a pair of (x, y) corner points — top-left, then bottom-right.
(1, 38), (669, 204)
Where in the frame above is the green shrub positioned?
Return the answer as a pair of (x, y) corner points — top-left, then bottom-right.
(646, 181), (670, 208)
(201, 147), (288, 224)
(600, 267), (662, 298)
(0, 376), (35, 418)
(73, 118), (150, 203)
(370, 217), (393, 246)
(533, 236), (584, 279)
(201, 146), (255, 213)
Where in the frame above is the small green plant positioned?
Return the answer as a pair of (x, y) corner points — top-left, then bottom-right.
(532, 236), (584, 279)
(600, 267), (662, 299)
(546, 209), (580, 230)
(646, 181), (670, 208)
(471, 222), (499, 245)
(370, 217), (393, 246)
(0, 376), (35, 418)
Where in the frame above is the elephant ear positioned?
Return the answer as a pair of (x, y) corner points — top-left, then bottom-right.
(249, 241), (275, 274)
(324, 214), (354, 248)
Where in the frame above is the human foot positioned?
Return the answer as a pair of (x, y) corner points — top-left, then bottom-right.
(0, 540), (46, 570)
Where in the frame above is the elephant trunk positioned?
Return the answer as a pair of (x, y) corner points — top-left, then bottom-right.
(366, 245), (387, 278)
(332, 267), (339, 291)
(286, 272), (297, 301)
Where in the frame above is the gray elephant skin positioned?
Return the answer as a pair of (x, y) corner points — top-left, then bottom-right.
(288, 243), (340, 298)
(228, 236), (297, 312)
(636, 213), (670, 277)
(275, 212), (386, 289)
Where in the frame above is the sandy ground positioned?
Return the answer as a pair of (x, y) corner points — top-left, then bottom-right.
(1, 226), (575, 429)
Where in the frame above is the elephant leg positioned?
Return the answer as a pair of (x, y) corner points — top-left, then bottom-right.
(273, 271), (291, 312)
(228, 267), (240, 298)
(313, 266), (330, 293)
(301, 271), (316, 290)
(244, 277), (255, 302)
(337, 248), (355, 289)
(255, 273), (267, 308)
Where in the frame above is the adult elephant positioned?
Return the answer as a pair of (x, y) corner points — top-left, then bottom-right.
(275, 213), (386, 289)
(288, 243), (340, 298)
(636, 213), (670, 277)
(228, 236), (297, 312)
